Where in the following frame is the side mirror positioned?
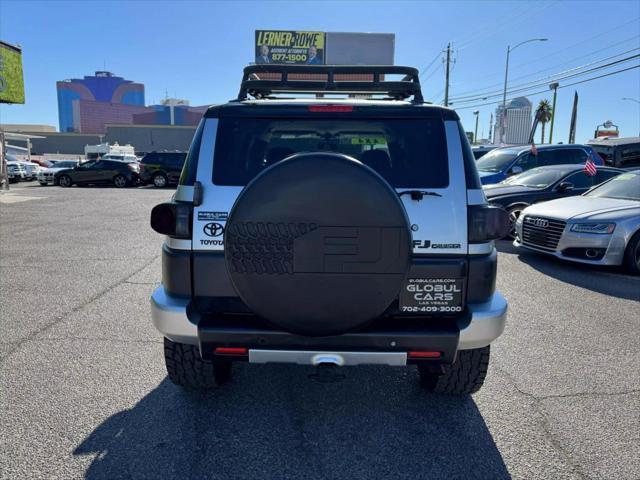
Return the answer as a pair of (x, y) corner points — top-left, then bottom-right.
(556, 181), (574, 192)
(510, 165), (523, 175)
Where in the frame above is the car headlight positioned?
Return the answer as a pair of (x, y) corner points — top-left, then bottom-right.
(570, 223), (615, 234)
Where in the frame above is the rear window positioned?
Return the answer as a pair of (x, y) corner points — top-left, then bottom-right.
(590, 146), (614, 165)
(169, 153), (187, 167)
(141, 153), (160, 165)
(212, 117), (448, 188)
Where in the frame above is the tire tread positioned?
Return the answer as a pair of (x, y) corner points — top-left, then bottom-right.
(164, 338), (231, 389)
(419, 345), (491, 395)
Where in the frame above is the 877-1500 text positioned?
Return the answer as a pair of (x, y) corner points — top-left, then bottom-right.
(401, 306), (463, 313)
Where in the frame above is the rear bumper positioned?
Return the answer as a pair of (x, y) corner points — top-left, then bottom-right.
(150, 286), (507, 361)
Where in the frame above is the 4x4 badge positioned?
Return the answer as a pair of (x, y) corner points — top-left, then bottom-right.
(203, 222), (224, 237)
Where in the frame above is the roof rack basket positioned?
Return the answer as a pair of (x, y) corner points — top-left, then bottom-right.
(238, 65), (424, 103)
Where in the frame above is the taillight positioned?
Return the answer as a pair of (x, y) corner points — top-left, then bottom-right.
(215, 347), (248, 356)
(408, 351), (441, 359)
(468, 204), (510, 243)
(308, 105), (353, 112)
(150, 202), (192, 238)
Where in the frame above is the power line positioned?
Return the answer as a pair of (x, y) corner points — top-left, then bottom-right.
(451, 49), (640, 102)
(452, 54), (639, 104)
(450, 54), (640, 105)
(456, 1), (558, 50)
(466, 16), (640, 87)
(420, 49), (444, 78)
(452, 34), (640, 97)
(453, 64), (640, 110)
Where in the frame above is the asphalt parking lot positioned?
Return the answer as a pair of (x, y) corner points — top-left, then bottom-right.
(1, 182), (638, 480)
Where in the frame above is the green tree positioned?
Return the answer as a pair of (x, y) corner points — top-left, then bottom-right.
(536, 99), (553, 144)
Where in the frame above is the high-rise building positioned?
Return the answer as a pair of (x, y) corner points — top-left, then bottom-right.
(495, 97), (532, 145)
(56, 71), (145, 133)
(132, 98), (209, 126)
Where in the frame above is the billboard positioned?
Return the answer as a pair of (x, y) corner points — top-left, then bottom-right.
(0, 41), (25, 104)
(255, 30), (325, 65)
(325, 33), (395, 65)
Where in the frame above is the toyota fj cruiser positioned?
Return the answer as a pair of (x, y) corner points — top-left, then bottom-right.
(150, 65), (509, 395)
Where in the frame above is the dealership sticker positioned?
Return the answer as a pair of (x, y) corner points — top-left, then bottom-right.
(399, 278), (464, 313)
(198, 211), (228, 221)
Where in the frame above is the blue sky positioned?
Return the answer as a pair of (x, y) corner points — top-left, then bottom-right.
(1, 0), (639, 143)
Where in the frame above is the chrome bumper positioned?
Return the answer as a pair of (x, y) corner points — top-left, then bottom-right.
(151, 286), (508, 353)
(513, 223), (625, 266)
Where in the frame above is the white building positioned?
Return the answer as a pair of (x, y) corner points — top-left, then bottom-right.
(495, 97), (532, 145)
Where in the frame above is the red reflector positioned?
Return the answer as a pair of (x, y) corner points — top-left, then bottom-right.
(308, 105), (353, 112)
(215, 347), (248, 355)
(408, 351), (441, 359)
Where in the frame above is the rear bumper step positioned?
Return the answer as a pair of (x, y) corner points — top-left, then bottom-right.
(249, 350), (408, 366)
(151, 287), (507, 362)
(197, 314), (459, 362)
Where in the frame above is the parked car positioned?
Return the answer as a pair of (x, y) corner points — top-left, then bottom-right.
(17, 161), (42, 181)
(37, 160), (79, 185)
(101, 154), (139, 163)
(476, 144), (604, 185)
(139, 151), (187, 187)
(6, 161), (28, 183)
(149, 64), (510, 395)
(514, 171), (640, 274)
(54, 159), (139, 188)
(587, 136), (640, 169)
(472, 145), (499, 159)
(485, 164), (624, 238)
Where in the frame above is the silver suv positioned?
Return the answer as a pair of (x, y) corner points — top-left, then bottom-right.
(150, 65), (509, 394)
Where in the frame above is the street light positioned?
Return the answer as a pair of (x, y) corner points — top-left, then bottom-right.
(500, 38), (548, 143)
(621, 98), (640, 135)
(548, 82), (560, 144)
(473, 110), (480, 144)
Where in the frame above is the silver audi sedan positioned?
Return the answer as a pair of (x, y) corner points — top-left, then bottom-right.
(514, 171), (640, 274)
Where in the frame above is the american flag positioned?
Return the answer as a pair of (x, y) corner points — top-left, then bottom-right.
(584, 156), (597, 176)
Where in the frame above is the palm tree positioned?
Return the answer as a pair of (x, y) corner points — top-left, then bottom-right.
(536, 99), (553, 144)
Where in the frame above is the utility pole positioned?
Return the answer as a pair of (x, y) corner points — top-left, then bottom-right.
(568, 91), (578, 144)
(473, 110), (480, 144)
(444, 43), (451, 107)
(0, 130), (8, 191)
(549, 82), (559, 144)
(488, 113), (494, 143)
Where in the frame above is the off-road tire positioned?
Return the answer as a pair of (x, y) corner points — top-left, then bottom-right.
(419, 345), (490, 395)
(164, 337), (232, 389)
(623, 231), (640, 276)
(152, 172), (168, 188)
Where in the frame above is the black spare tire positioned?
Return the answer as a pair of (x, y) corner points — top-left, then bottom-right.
(225, 153), (411, 336)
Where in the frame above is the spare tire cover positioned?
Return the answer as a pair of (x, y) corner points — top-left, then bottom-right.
(225, 153), (411, 336)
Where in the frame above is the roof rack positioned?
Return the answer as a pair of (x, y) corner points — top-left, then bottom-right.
(238, 65), (424, 103)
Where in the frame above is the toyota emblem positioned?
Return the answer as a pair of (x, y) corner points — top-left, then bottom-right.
(203, 222), (224, 237)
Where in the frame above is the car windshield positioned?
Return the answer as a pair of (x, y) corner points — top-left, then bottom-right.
(502, 167), (570, 188)
(212, 117), (449, 188)
(586, 173), (640, 201)
(476, 149), (518, 172)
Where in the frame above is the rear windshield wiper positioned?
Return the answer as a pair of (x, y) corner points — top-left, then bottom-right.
(398, 190), (442, 201)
